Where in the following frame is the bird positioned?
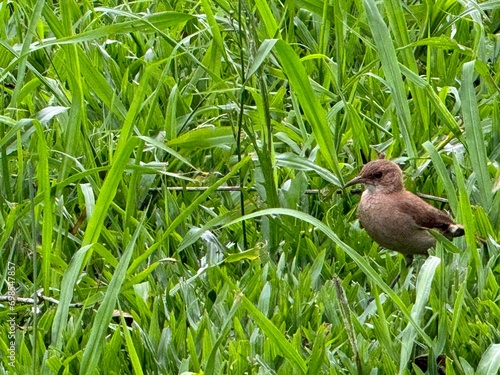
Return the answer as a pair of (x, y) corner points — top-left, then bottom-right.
(345, 158), (464, 256)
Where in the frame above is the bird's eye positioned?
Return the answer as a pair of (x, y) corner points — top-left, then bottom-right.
(372, 171), (383, 179)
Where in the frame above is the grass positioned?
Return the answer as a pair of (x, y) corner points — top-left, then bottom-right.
(1, 0), (500, 374)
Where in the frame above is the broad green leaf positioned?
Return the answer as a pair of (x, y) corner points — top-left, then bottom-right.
(36, 106), (69, 124)
(476, 344), (500, 375)
(167, 126), (235, 149)
(247, 39), (278, 79)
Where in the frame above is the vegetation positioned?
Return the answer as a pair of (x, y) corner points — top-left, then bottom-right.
(1, 0), (499, 373)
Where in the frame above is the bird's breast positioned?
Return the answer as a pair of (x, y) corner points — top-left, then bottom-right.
(357, 191), (434, 255)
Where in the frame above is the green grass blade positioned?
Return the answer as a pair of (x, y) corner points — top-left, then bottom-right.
(240, 294), (307, 374)
(362, 0), (416, 161)
(77, 48), (127, 120)
(50, 244), (93, 349)
(51, 137), (139, 348)
(276, 152), (340, 186)
(34, 121), (53, 295)
(385, 0), (430, 131)
(453, 155), (484, 295)
(255, 0), (279, 38)
(58, 0), (85, 182)
(79, 214), (146, 375)
(205, 298), (242, 374)
(200, 0), (226, 59)
(400, 65), (462, 136)
(247, 39), (278, 79)
(422, 141), (459, 214)
(121, 312), (144, 375)
(460, 61), (493, 210)
(82, 137), (139, 246)
(41, 11), (195, 46)
(399, 256), (440, 375)
(9, 0), (44, 106)
(274, 40), (341, 181)
(449, 278), (467, 347)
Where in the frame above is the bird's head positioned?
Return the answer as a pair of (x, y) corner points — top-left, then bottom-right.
(345, 159), (405, 194)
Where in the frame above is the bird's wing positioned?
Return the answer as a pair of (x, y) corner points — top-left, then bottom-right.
(396, 192), (454, 231)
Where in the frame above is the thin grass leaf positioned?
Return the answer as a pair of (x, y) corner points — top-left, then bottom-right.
(450, 278), (467, 347)
(334, 275), (362, 373)
(274, 40), (341, 181)
(36, 106), (69, 124)
(79, 183), (96, 221)
(77, 48), (127, 120)
(9, 0), (44, 106)
(307, 323), (326, 375)
(403, 36), (473, 53)
(460, 61), (493, 210)
(200, 0), (227, 60)
(423, 141), (459, 214)
(363, 0), (416, 161)
(400, 65), (462, 136)
(34, 121), (53, 295)
(164, 84), (179, 141)
(0, 118), (31, 149)
(50, 245), (93, 348)
(373, 287), (398, 363)
(83, 138), (139, 246)
(399, 256), (440, 375)
(51, 137), (139, 349)
(121, 313), (144, 375)
(453, 155), (484, 295)
(137, 135), (198, 170)
(36, 11), (195, 47)
(255, 0), (279, 38)
(385, 0), (429, 132)
(79, 213), (145, 374)
(205, 298), (243, 375)
(239, 294), (308, 374)
(58, 0), (86, 182)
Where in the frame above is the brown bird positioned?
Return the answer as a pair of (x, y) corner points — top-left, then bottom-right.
(345, 159), (464, 256)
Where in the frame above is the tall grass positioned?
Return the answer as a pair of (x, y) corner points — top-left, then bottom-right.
(1, 0), (499, 374)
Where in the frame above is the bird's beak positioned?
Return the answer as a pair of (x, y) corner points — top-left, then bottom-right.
(344, 175), (364, 189)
